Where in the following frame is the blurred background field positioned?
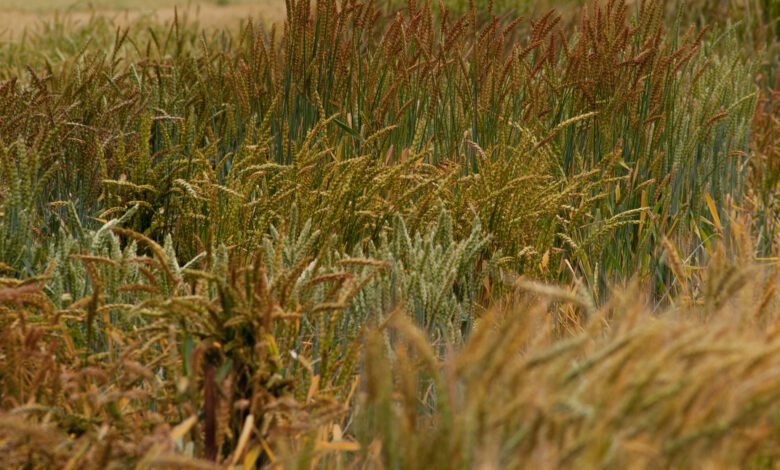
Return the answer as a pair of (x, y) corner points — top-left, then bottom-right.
(0, 0), (287, 38)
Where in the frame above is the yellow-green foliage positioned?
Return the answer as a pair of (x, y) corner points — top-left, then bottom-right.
(0, 0), (778, 467)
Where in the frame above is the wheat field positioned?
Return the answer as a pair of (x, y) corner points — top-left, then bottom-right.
(0, 0), (779, 468)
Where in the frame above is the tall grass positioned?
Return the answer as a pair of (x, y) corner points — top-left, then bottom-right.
(0, 0), (778, 467)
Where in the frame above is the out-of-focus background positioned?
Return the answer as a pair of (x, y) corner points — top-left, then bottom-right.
(0, 0), (286, 38)
(2, 0), (770, 41)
